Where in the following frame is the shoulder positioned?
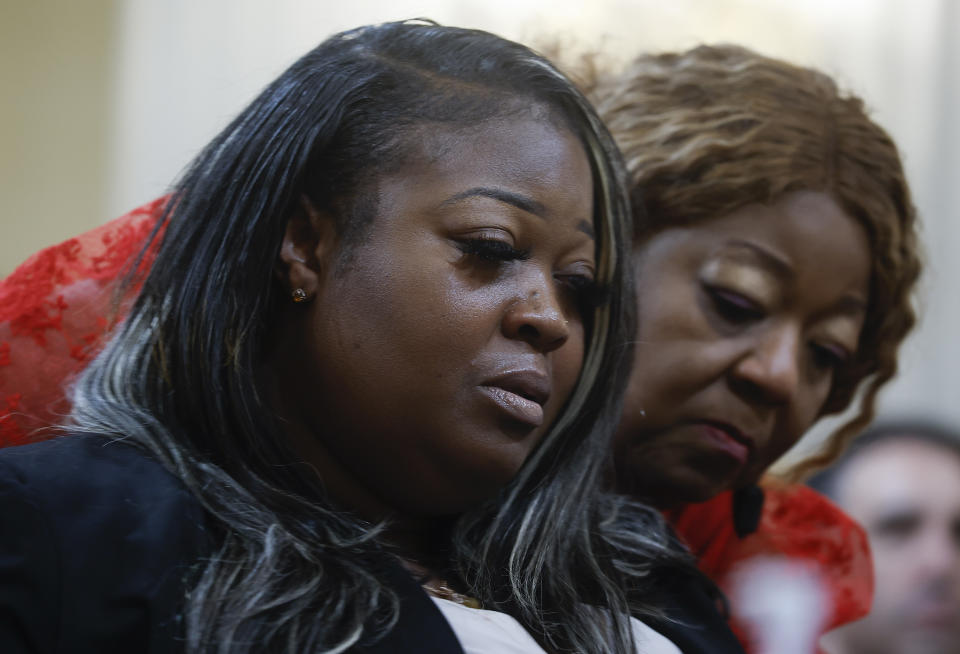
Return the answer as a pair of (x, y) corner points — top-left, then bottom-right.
(0, 432), (206, 543)
(0, 433), (209, 653)
(642, 572), (748, 654)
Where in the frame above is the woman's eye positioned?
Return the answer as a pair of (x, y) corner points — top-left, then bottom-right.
(707, 286), (764, 325)
(455, 238), (530, 263)
(810, 342), (850, 371)
(556, 274), (608, 311)
(873, 513), (921, 542)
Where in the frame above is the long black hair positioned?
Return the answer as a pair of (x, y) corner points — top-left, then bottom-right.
(69, 20), (688, 653)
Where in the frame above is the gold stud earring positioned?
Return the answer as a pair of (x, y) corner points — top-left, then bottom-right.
(291, 288), (308, 303)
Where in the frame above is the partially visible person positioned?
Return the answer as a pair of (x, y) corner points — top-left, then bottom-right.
(811, 422), (960, 654)
(584, 44), (921, 653)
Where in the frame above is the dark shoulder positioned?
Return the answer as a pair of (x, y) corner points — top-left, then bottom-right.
(643, 570), (747, 654)
(5, 430), (183, 488)
(0, 433), (210, 653)
(0, 433), (208, 551)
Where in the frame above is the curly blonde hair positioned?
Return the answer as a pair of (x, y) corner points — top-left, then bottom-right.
(589, 44), (921, 480)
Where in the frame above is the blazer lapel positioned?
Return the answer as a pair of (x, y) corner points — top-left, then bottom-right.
(353, 557), (466, 654)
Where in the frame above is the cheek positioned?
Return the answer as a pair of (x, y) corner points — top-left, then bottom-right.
(791, 381), (834, 439)
(756, 390), (830, 470)
(628, 286), (721, 404)
(870, 546), (917, 605)
(337, 256), (464, 359)
(303, 264), (457, 418)
(626, 335), (721, 419)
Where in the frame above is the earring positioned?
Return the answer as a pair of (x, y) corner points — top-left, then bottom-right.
(732, 484), (765, 538)
(291, 288), (308, 303)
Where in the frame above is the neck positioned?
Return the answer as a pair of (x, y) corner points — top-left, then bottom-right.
(259, 321), (457, 572)
(608, 466), (674, 510)
(280, 414), (454, 562)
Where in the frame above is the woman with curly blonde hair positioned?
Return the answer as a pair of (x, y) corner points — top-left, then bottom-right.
(591, 44), (921, 653)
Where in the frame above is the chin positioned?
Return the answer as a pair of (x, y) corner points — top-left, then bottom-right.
(418, 486), (511, 517)
(669, 484), (724, 507)
(646, 468), (737, 508)
(431, 461), (528, 515)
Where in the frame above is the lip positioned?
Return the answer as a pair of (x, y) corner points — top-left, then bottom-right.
(697, 420), (754, 465)
(479, 369), (551, 428)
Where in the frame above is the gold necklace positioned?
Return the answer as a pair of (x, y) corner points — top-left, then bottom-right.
(399, 556), (484, 609)
(424, 580), (484, 609)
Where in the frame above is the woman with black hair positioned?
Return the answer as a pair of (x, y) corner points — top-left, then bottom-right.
(0, 20), (689, 654)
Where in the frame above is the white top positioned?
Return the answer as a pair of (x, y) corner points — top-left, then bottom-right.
(431, 597), (682, 654)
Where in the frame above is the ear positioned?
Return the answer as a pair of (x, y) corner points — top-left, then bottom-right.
(276, 194), (339, 300)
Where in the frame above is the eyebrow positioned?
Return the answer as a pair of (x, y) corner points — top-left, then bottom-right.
(722, 238), (867, 315)
(833, 295), (868, 316)
(441, 186), (595, 240)
(442, 187), (546, 217)
(723, 239), (793, 277)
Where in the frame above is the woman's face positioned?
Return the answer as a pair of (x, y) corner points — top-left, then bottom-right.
(614, 191), (871, 507)
(280, 114), (596, 518)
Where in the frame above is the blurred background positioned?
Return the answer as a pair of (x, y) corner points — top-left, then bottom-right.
(1, 0), (957, 458)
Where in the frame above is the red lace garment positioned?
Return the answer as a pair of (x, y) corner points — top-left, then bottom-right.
(0, 199), (165, 446)
(0, 200), (873, 654)
(666, 483), (874, 654)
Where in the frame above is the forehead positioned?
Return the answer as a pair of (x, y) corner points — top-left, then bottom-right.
(638, 191), (870, 302)
(838, 439), (960, 518)
(697, 192), (865, 264)
(377, 115), (595, 221)
(410, 113), (587, 179)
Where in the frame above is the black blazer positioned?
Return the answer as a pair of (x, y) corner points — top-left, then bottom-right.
(0, 435), (465, 654)
(0, 435), (743, 654)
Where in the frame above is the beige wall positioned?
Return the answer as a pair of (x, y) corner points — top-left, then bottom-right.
(2, 0), (958, 442)
(0, 0), (117, 276)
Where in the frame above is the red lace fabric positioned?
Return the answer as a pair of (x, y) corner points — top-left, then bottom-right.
(666, 482), (874, 654)
(0, 199), (165, 447)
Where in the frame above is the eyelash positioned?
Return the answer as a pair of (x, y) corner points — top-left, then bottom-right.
(707, 287), (764, 325)
(456, 237), (607, 309)
(559, 274), (609, 310)
(810, 343), (849, 370)
(455, 237), (530, 262)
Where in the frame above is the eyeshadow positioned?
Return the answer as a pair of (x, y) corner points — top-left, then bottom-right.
(700, 257), (778, 305)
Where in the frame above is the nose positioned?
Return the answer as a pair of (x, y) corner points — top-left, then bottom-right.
(501, 274), (570, 354)
(731, 324), (800, 405)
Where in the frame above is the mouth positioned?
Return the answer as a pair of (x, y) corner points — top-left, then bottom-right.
(698, 420), (754, 465)
(479, 370), (551, 429)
